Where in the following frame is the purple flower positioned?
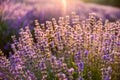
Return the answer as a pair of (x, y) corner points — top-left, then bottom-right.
(78, 52), (81, 55)
(78, 62), (84, 71)
(90, 35), (94, 40)
(102, 48), (107, 54)
(26, 70), (37, 80)
(67, 68), (74, 74)
(116, 42), (120, 46)
(102, 55), (109, 60)
(78, 76), (84, 80)
(50, 56), (56, 63)
(104, 76), (110, 80)
(84, 50), (89, 57)
(105, 40), (111, 45)
(40, 62), (46, 69)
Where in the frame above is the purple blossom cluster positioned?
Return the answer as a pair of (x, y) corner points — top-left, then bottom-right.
(0, 12), (120, 80)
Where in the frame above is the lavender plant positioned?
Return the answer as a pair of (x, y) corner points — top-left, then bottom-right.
(0, 12), (120, 80)
(1, 0), (120, 56)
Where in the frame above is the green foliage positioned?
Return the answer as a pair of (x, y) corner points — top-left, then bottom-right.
(83, 0), (120, 8)
(0, 20), (16, 56)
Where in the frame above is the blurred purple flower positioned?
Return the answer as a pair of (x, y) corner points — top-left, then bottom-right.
(84, 50), (89, 57)
(104, 76), (110, 80)
(116, 42), (120, 46)
(102, 55), (109, 60)
(77, 61), (84, 71)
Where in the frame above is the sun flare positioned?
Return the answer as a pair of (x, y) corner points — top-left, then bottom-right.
(62, 0), (67, 15)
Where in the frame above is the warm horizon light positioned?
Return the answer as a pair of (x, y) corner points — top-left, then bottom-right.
(62, 0), (67, 15)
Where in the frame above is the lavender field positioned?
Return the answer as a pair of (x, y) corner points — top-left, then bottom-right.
(1, 0), (120, 28)
(0, 0), (120, 80)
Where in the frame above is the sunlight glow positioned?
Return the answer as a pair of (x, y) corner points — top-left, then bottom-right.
(62, 0), (67, 15)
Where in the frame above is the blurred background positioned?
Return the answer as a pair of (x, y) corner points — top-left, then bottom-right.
(83, 0), (120, 8)
(0, 0), (120, 56)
